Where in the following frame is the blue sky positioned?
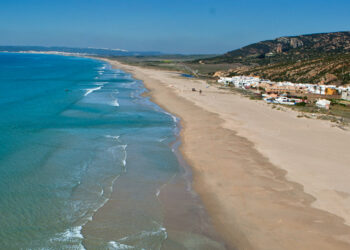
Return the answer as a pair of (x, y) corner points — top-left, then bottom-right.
(0, 0), (349, 54)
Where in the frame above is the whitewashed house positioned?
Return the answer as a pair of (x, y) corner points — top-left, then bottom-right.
(316, 99), (331, 109)
(341, 89), (350, 101)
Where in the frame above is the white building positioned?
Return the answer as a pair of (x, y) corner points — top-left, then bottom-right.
(316, 99), (331, 109)
(218, 75), (347, 97)
(341, 89), (350, 101)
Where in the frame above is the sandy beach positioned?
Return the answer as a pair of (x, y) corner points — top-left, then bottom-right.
(100, 58), (350, 249)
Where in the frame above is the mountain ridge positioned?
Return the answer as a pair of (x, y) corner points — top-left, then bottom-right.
(200, 31), (350, 86)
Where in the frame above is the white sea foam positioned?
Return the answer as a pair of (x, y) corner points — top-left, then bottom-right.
(84, 86), (102, 96)
(61, 226), (84, 240)
(105, 135), (120, 141)
(48, 150), (124, 247)
(155, 174), (177, 199)
(111, 99), (120, 107)
(158, 137), (167, 142)
(163, 111), (178, 123)
(108, 241), (134, 249)
(51, 226), (83, 241)
(94, 194), (110, 213)
(119, 145), (127, 168)
(106, 140), (127, 171)
(109, 175), (121, 193)
(115, 226), (167, 248)
(95, 81), (108, 86)
(50, 226), (85, 250)
(89, 176), (121, 222)
(169, 114), (178, 123)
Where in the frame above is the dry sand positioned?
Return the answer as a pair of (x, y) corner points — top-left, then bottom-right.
(102, 58), (350, 250)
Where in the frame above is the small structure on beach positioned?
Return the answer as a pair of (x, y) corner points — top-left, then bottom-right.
(316, 99), (331, 109)
(342, 90), (350, 101)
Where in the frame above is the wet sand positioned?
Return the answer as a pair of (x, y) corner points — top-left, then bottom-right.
(82, 58), (226, 249)
(99, 58), (350, 249)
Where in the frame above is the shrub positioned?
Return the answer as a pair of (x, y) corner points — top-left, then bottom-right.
(295, 102), (307, 107)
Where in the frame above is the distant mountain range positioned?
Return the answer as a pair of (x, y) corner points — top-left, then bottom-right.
(200, 31), (350, 86)
(0, 46), (162, 57)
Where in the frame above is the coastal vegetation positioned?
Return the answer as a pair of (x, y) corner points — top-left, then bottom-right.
(109, 54), (220, 77)
(196, 31), (350, 86)
(105, 32), (350, 87)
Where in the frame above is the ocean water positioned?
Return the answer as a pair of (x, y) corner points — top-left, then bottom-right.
(0, 53), (224, 249)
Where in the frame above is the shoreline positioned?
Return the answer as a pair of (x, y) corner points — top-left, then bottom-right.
(102, 57), (350, 249)
(11, 52), (350, 248)
(0, 52), (226, 248)
(82, 56), (226, 249)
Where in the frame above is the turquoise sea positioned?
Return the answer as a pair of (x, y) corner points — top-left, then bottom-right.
(0, 53), (224, 249)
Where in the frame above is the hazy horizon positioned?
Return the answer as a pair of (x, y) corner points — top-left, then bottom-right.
(1, 29), (350, 55)
(1, 0), (350, 54)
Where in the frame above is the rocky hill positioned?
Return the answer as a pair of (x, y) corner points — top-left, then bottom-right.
(199, 32), (350, 85)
